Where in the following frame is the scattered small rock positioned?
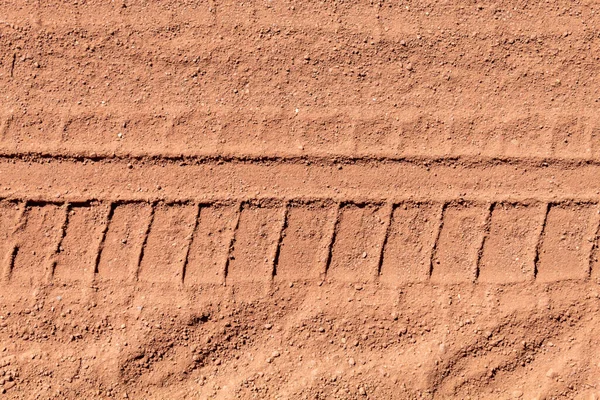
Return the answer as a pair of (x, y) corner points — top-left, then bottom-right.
(348, 358), (356, 366)
(546, 369), (558, 379)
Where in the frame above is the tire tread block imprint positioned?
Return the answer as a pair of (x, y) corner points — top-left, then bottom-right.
(328, 204), (388, 282)
(380, 203), (440, 285)
(10, 204), (65, 285)
(431, 203), (488, 284)
(0, 202), (19, 282)
(276, 203), (336, 282)
(138, 204), (198, 284)
(227, 204), (282, 284)
(53, 204), (110, 283)
(185, 205), (239, 286)
(97, 203), (153, 282)
(478, 203), (545, 283)
(537, 203), (597, 282)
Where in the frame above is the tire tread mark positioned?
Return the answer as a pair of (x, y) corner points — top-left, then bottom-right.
(475, 202), (495, 281)
(585, 204), (600, 280)
(223, 202), (243, 286)
(9, 53), (15, 78)
(376, 203), (395, 277)
(428, 202), (447, 279)
(181, 203), (201, 285)
(3, 202), (26, 283)
(323, 202), (342, 279)
(93, 202), (114, 275)
(271, 202), (289, 280)
(533, 202), (551, 280)
(133, 203), (155, 282)
(46, 203), (69, 283)
(0, 113), (12, 143)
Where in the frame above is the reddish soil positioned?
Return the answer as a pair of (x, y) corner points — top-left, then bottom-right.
(1, 1), (600, 399)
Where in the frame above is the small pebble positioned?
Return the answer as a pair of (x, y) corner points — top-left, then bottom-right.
(348, 358), (356, 366)
(546, 369), (557, 378)
(264, 323), (273, 330)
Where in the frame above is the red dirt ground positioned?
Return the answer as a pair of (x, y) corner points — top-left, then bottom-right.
(1, 1), (600, 399)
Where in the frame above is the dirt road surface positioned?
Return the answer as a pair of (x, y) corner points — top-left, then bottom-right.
(1, 1), (600, 399)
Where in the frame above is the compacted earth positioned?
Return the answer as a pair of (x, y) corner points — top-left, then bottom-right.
(1, 0), (600, 398)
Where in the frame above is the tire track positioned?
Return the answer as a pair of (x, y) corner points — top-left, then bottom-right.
(5, 158), (600, 204)
(1, 199), (598, 288)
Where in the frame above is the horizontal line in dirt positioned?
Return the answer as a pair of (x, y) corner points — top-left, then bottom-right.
(0, 158), (600, 204)
(0, 151), (600, 168)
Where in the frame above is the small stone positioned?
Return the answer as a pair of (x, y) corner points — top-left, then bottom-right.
(271, 351), (280, 358)
(120, 324), (126, 329)
(266, 357), (272, 363)
(264, 323), (273, 330)
(117, 132), (123, 138)
(348, 358), (356, 366)
(406, 63), (413, 71)
(123, 393), (128, 399)
(359, 387), (367, 396)
(511, 390), (523, 398)
(546, 369), (557, 378)
(318, 327), (325, 333)
(362, 252), (367, 258)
